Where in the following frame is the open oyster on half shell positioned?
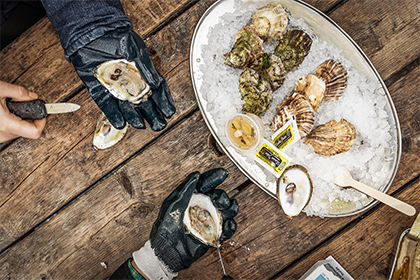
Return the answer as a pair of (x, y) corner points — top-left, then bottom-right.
(250, 3), (289, 40)
(239, 68), (273, 116)
(270, 91), (315, 137)
(183, 193), (223, 247)
(274, 29), (312, 72)
(277, 165), (313, 218)
(224, 27), (264, 69)
(93, 59), (151, 104)
(92, 112), (128, 150)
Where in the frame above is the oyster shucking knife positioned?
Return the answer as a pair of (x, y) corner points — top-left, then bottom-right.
(6, 99), (80, 119)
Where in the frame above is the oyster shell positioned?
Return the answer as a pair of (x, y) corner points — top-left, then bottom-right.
(274, 29), (312, 72)
(270, 91), (315, 137)
(250, 3), (288, 40)
(277, 165), (312, 218)
(304, 119), (357, 156)
(251, 53), (286, 91)
(313, 59), (348, 102)
(183, 193), (223, 247)
(239, 68), (273, 116)
(224, 27), (264, 69)
(92, 112), (128, 150)
(93, 59), (151, 104)
(294, 74), (326, 112)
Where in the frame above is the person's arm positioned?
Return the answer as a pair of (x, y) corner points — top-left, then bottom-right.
(109, 259), (147, 280)
(0, 81), (46, 142)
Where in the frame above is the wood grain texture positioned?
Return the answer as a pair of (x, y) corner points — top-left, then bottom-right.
(0, 111), (248, 280)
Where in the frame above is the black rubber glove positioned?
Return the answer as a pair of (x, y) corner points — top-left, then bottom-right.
(150, 168), (239, 272)
(69, 27), (176, 131)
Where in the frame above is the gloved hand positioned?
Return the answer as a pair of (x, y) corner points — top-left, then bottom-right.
(133, 168), (239, 279)
(69, 27), (176, 131)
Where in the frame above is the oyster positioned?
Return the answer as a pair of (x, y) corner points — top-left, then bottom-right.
(274, 29), (312, 72)
(304, 119), (357, 156)
(251, 53), (286, 91)
(250, 3), (288, 40)
(313, 59), (348, 102)
(183, 193), (223, 247)
(93, 59), (151, 104)
(92, 112), (128, 150)
(239, 68), (273, 116)
(270, 91), (315, 137)
(277, 165), (312, 218)
(224, 27), (264, 69)
(294, 74), (326, 112)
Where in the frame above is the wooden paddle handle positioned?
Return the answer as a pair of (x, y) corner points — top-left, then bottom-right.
(351, 180), (416, 216)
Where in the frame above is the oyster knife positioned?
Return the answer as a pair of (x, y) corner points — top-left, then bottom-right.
(6, 99), (80, 119)
(408, 212), (420, 241)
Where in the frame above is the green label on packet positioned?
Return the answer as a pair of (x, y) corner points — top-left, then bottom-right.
(272, 116), (300, 150)
(255, 141), (289, 176)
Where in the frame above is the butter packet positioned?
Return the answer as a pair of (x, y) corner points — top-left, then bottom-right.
(271, 116), (300, 151)
(254, 140), (290, 178)
(298, 256), (354, 280)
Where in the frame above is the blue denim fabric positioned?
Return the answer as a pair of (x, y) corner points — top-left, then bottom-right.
(41, 0), (132, 59)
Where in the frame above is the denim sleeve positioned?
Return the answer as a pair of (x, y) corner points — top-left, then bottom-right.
(41, 0), (133, 59)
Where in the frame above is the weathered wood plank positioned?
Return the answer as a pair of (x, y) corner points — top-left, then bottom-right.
(0, 111), (248, 280)
(0, 0), (195, 83)
(328, 0), (420, 80)
(0, 0), (214, 205)
(274, 179), (420, 280)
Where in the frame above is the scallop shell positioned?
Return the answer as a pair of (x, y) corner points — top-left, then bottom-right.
(92, 113), (128, 150)
(274, 29), (312, 72)
(277, 165), (313, 218)
(270, 91), (315, 137)
(304, 119), (357, 156)
(294, 74), (326, 112)
(93, 59), (151, 104)
(250, 3), (288, 40)
(224, 27), (264, 69)
(183, 193), (223, 247)
(239, 68), (273, 116)
(313, 59), (348, 102)
(251, 53), (286, 91)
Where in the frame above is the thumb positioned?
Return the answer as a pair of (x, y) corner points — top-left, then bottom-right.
(0, 81), (38, 101)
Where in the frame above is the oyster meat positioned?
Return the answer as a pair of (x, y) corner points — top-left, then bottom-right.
(304, 119), (357, 156)
(250, 3), (288, 40)
(93, 59), (151, 104)
(294, 74), (326, 112)
(92, 112), (128, 150)
(239, 68), (273, 116)
(270, 91), (315, 137)
(277, 165), (313, 218)
(224, 27), (264, 69)
(183, 193), (223, 247)
(313, 59), (348, 102)
(251, 53), (286, 91)
(274, 29), (312, 72)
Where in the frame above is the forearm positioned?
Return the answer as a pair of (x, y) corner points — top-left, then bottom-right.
(41, 0), (132, 59)
(109, 259), (148, 280)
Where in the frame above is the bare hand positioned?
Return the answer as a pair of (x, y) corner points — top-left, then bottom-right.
(0, 81), (46, 142)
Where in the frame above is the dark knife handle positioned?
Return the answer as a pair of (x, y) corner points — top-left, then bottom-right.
(6, 99), (48, 119)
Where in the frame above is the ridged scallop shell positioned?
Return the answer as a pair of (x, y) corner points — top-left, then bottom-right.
(224, 27), (264, 69)
(251, 53), (286, 91)
(304, 119), (357, 156)
(250, 3), (288, 40)
(239, 68), (273, 116)
(294, 74), (326, 112)
(313, 59), (348, 102)
(270, 91), (315, 137)
(274, 29), (312, 72)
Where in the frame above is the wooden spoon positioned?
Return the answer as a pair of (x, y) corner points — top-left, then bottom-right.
(333, 169), (416, 216)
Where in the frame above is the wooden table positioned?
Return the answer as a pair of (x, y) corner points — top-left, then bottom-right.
(1, 0), (419, 279)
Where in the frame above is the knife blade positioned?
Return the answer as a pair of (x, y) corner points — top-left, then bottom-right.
(6, 99), (80, 119)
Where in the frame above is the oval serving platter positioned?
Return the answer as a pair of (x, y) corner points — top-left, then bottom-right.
(189, 0), (401, 217)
